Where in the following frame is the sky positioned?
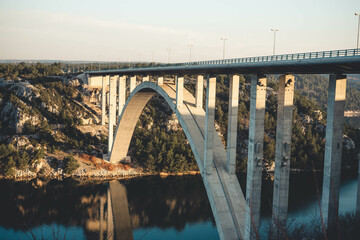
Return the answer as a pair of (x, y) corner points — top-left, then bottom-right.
(0, 0), (359, 62)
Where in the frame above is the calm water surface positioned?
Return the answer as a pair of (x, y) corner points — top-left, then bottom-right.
(0, 172), (358, 240)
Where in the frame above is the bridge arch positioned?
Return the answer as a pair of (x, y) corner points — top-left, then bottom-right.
(109, 81), (246, 240)
(110, 81), (204, 172)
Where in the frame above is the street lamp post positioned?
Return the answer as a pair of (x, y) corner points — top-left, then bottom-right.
(221, 37), (227, 59)
(355, 13), (360, 50)
(271, 29), (279, 55)
(188, 44), (194, 62)
(167, 48), (171, 63)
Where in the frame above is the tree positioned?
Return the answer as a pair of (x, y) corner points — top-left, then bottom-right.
(63, 156), (80, 174)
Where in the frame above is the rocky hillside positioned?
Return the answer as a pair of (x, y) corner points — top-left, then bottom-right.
(0, 64), (359, 179)
(0, 75), (138, 179)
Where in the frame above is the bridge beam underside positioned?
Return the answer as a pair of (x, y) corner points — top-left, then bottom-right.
(244, 74), (267, 240)
(321, 74), (347, 229)
(272, 75), (295, 230)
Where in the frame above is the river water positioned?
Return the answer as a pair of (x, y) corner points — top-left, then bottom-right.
(0, 171), (358, 240)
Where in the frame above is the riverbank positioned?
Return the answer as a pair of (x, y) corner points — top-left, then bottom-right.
(0, 151), (202, 181)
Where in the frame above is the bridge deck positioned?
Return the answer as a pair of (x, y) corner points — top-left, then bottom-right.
(87, 48), (360, 76)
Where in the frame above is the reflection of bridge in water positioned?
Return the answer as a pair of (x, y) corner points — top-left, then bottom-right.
(84, 48), (360, 240)
(94, 181), (133, 240)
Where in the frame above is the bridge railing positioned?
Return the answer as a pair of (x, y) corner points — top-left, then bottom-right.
(158, 48), (360, 68)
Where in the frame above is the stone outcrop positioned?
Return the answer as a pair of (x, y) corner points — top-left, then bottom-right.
(0, 101), (42, 133)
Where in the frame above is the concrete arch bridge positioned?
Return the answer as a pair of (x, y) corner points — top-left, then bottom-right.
(84, 48), (360, 240)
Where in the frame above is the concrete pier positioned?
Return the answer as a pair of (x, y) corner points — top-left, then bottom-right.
(101, 76), (108, 125)
(321, 74), (347, 229)
(176, 77), (184, 109)
(196, 75), (204, 108)
(272, 75), (295, 227)
(108, 76), (117, 153)
(130, 76), (136, 94)
(226, 75), (240, 174)
(204, 77), (216, 175)
(118, 76), (126, 119)
(245, 74), (267, 240)
(157, 77), (164, 85)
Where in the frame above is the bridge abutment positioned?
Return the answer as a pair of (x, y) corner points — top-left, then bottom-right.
(272, 75), (295, 229)
(227, 75), (240, 174)
(321, 74), (347, 229)
(204, 77), (217, 175)
(245, 74), (267, 240)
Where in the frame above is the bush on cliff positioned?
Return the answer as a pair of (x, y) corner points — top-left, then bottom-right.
(63, 155), (80, 174)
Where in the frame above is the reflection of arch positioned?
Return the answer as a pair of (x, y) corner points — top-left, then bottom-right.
(110, 81), (246, 239)
(108, 181), (133, 240)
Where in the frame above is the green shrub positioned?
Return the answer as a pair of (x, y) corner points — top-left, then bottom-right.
(63, 155), (80, 174)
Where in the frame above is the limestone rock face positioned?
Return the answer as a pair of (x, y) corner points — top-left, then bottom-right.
(0, 101), (41, 133)
(167, 113), (180, 131)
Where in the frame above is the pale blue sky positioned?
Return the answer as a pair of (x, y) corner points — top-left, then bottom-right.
(0, 0), (359, 62)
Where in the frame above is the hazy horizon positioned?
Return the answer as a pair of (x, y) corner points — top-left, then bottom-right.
(1, 0), (360, 62)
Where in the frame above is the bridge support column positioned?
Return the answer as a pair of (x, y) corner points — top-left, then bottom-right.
(142, 76), (149, 82)
(176, 76), (184, 109)
(245, 74), (267, 240)
(204, 77), (216, 175)
(129, 76), (136, 94)
(118, 76), (126, 119)
(227, 75), (239, 174)
(321, 74), (347, 229)
(195, 75), (203, 108)
(157, 77), (163, 85)
(101, 76), (108, 125)
(108, 76), (117, 153)
(272, 75), (295, 229)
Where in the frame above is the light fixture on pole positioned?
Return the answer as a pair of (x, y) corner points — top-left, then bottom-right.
(167, 48), (171, 63)
(271, 29), (279, 55)
(355, 13), (360, 50)
(221, 37), (228, 59)
(188, 44), (194, 62)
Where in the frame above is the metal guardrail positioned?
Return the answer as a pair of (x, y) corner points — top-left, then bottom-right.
(86, 48), (360, 74)
(160, 48), (360, 68)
